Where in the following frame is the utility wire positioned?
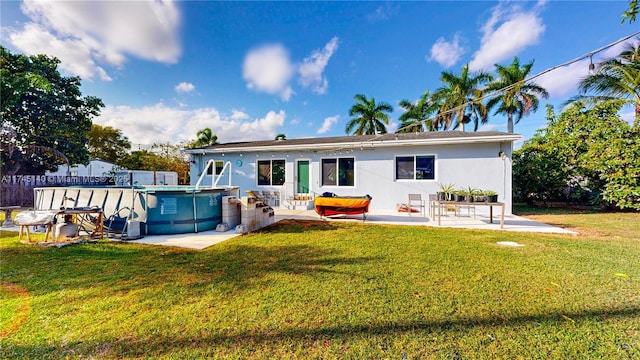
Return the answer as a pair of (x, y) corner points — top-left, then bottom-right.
(389, 31), (640, 135)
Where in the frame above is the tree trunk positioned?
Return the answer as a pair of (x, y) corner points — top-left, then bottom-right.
(507, 112), (514, 133)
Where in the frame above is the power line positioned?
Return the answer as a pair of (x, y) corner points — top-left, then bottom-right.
(390, 31), (640, 135)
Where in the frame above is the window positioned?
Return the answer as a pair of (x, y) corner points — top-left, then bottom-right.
(207, 160), (225, 175)
(257, 159), (285, 186)
(321, 157), (355, 186)
(396, 155), (435, 180)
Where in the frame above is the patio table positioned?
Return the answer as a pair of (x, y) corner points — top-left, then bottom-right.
(434, 200), (505, 229)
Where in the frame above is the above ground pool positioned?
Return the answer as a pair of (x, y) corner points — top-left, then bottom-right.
(33, 185), (238, 235)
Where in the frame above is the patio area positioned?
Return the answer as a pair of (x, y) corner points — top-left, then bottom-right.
(5, 207), (576, 251)
(274, 208), (577, 234)
(125, 208), (575, 250)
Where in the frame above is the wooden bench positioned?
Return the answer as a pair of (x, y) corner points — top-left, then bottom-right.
(14, 210), (59, 242)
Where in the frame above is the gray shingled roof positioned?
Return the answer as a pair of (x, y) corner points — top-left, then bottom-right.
(185, 131), (519, 152)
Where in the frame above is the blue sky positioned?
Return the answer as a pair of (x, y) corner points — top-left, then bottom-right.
(1, 0), (637, 149)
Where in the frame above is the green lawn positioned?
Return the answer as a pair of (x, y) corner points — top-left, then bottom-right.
(1, 212), (639, 359)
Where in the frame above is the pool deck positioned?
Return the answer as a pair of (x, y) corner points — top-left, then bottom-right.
(3, 208), (576, 250)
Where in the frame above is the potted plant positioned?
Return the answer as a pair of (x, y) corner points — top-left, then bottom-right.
(463, 186), (476, 202)
(437, 182), (455, 201)
(453, 189), (465, 202)
(483, 190), (498, 203)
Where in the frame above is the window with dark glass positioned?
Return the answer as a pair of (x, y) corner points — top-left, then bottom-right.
(206, 160), (225, 175)
(321, 157), (355, 186)
(395, 155), (435, 180)
(257, 159), (285, 186)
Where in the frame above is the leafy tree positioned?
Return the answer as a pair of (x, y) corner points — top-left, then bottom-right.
(486, 57), (549, 133)
(575, 42), (640, 129)
(514, 101), (639, 210)
(1, 46), (103, 175)
(119, 143), (190, 184)
(86, 124), (131, 164)
(275, 133), (286, 140)
(433, 64), (493, 131)
(513, 136), (569, 206)
(346, 94), (393, 135)
(397, 91), (440, 133)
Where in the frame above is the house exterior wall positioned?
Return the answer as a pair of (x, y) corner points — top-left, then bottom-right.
(188, 140), (515, 214)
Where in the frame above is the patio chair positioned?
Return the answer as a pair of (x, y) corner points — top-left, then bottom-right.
(456, 203), (476, 218)
(428, 194), (437, 217)
(262, 190), (274, 206)
(408, 194), (425, 217)
(245, 190), (266, 204)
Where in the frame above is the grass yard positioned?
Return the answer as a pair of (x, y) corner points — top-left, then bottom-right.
(1, 211), (639, 359)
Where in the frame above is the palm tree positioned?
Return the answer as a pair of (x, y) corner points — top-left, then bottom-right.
(346, 94), (393, 135)
(486, 57), (549, 133)
(196, 127), (218, 147)
(577, 42), (640, 129)
(397, 91), (440, 133)
(433, 64), (493, 131)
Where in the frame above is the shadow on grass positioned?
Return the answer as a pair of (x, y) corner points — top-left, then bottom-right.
(1, 238), (378, 297)
(4, 306), (638, 357)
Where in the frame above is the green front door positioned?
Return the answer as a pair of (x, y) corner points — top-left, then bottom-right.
(296, 160), (310, 194)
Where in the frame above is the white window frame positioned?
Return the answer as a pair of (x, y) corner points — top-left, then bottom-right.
(256, 159), (286, 186)
(395, 155), (436, 181)
(321, 157), (355, 187)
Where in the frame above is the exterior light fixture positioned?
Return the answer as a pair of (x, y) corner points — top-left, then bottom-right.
(589, 54), (595, 73)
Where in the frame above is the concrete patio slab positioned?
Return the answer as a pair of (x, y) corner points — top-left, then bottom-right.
(274, 209), (577, 235)
(128, 229), (242, 250)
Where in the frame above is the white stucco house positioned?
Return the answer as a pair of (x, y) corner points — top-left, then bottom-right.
(185, 131), (521, 214)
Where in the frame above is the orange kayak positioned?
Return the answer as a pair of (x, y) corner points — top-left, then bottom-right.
(314, 195), (372, 219)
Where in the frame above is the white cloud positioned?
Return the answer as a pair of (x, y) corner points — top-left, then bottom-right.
(469, 2), (545, 71)
(8, 23), (113, 81)
(428, 33), (465, 68)
(299, 37), (339, 94)
(620, 109), (635, 125)
(175, 82), (195, 93)
(387, 120), (399, 133)
(95, 104), (286, 146)
(243, 44), (295, 101)
(317, 115), (340, 134)
(522, 37), (638, 101)
(6, 0), (180, 80)
(230, 110), (250, 120)
(536, 60), (589, 98)
(367, 3), (396, 23)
